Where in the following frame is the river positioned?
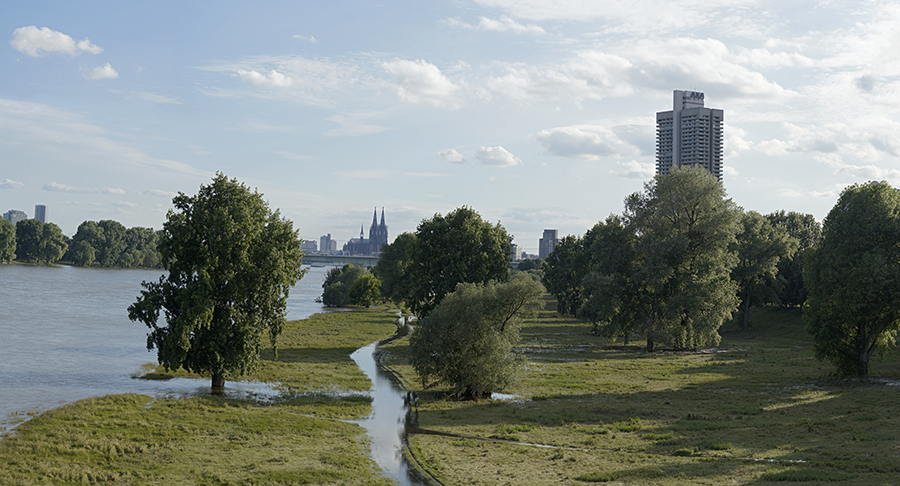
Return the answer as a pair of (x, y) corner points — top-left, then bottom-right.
(0, 263), (428, 484)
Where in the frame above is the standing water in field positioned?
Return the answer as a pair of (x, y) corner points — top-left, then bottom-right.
(0, 264), (330, 433)
(351, 335), (429, 486)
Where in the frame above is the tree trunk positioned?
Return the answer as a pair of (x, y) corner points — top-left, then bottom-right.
(646, 334), (654, 353)
(742, 290), (751, 333)
(212, 374), (225, 394)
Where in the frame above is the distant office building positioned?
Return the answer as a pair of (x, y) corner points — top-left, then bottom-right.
(320, 233), (337, 253)
(3, 209), (27, 225)
(656, 90), (724, 180)
(343, 208), (389, 255)
(538, 229), (559, 259)
(34, 204), (47, 223)
(510, 243), (523, 261)
(300, 240), (317, 253)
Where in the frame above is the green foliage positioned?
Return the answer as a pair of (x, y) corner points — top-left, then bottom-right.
(409, 274), (544, 398)
(69, 220), (162, 267)
(0, 218), (17, 262)
(321, 263), (368, 307)
(804, 181), (900, 377)
(731, 211), (798, 331)
(372, 231), (416, 305)
(128, 173), (306, 389)
(349, 273), (382, 307)
(517, 258), (543, 272)
(407, 206), (512, 318)
(541, 235), (590, 316)
(624, 166), (742, 350)
(14, 219), (66, 263)
(766, 210), (821, 307)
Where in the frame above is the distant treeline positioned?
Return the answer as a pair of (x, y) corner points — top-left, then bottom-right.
(0, 218), (163, 268)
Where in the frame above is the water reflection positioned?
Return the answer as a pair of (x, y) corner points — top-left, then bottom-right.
(351, 339), (430, 486)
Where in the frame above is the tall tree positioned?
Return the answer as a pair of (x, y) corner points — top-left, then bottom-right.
(578, 215), (648, 343)
(0, 218), (16, 263)
(410, 274), (544, 398)
(804, 181), (900, 378)
(766, 210), (821, 307)
(15, 219), (43, 263)
(321, 263), (367, 307)
(372, 231), (417, 306)
(406, 207), (511, 318)
(541, 235), (590, 316)
(71, 221), (104, 266)
(624, 166), (741, 350)
(128, 174), (305, 390)
(38, 222), (67, 264)
(731, 211), (798, 331)
(97, 220), (126, 267)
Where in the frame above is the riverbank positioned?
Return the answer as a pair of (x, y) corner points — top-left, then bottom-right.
(380, 302), (900, 485)
(0, 308), (402, 485)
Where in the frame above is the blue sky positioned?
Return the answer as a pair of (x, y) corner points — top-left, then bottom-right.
(2, 1), (898, 253)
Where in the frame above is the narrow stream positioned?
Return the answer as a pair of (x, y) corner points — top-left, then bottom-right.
(350, 334), (430, 486)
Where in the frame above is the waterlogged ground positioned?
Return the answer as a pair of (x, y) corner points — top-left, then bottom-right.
(382, 304), (900, 485)
(5, 301), (900, 485)
(0, 309), (401, 485)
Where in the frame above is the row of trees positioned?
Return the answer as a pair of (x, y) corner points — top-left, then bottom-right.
(543, 167), (809, 351)
(70, 221), (163, 268)
(320, 264), (382, 308)
(0, 217), (163, 267)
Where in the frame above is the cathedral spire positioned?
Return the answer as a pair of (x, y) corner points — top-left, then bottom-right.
(380, 207), (385, 227)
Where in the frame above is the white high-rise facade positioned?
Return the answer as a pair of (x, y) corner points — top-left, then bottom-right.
(656, 90), (724, 180)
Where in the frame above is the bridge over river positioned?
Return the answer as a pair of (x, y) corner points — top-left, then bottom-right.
(302, 254), (380, 268)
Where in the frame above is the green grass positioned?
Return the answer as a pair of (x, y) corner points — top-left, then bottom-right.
(382, 302), (900, 485)
(0, 307), (401, 485)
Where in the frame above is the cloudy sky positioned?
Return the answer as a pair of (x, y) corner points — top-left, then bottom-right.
(2, 1), (898, 253)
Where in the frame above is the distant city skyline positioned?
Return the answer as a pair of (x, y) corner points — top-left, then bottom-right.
(3, 2), (898, 252)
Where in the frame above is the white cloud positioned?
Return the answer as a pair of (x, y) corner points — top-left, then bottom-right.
(779, 188), (803, 198)
(383, 59), (462, 109)
(535, 123), (649, 160)
(810, 183), (852, 199)
(1, 179), (24, 189)
(43, 182), (125, 194)
(84, 63), (118, 81)
(447, 16), (545, 34)
(723, 166), (739, 177)
(474, 146), (522, 167)
(237, 69), (294, 87)
(293, 34), (318, 43)
(438, 149), (465, 164)
(610, 160), (654, 179)
(145, 189), (178, 197)
(10, 26), (103, 57)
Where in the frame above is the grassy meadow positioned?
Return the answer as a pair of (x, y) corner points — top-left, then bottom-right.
(4, 301), (900, 485)
(382, 301), (900, 485)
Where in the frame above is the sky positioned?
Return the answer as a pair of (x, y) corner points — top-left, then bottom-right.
(2, 1), (899, 253)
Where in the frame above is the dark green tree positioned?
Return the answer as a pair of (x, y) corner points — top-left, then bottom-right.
(516, 258), (543, 272)
(578, 215), (648, 343)
(97, 220), (126, 267)
(623, 166), (742, 350)
(128, 174), (305, 390)
(38, 222), (67, 264)
(731, 211), (798, 331)
(766, 211), (821, 307)
(804, 181), (900, 378)
(15, 219), (44, 262)
(372, 232), (417, 305)
(0, 218), (16, 263)
(409, 274), (544, 398)
(541, 235), (590, 316)
(321, 264), (367, 307)
(407, 206), (511, 318)
(71, 221), (104, 266)
(349, 273), (382, 308)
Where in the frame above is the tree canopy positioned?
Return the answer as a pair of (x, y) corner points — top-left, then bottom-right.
(0, 218), (17, 263)
(372, 231), (417, 306)
(804, 181), (900, 377)
(128, 174), (305, 390)
(409, 274), (544, 398)
(731, 211), (798, 331)
(320, 264), (381, 307)
(766, 210), (821, 307)
(400, 206), (511, 318)
(15, 219), (66, 264)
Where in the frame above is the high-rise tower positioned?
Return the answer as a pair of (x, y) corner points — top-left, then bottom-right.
(656, 90), (724, 180)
